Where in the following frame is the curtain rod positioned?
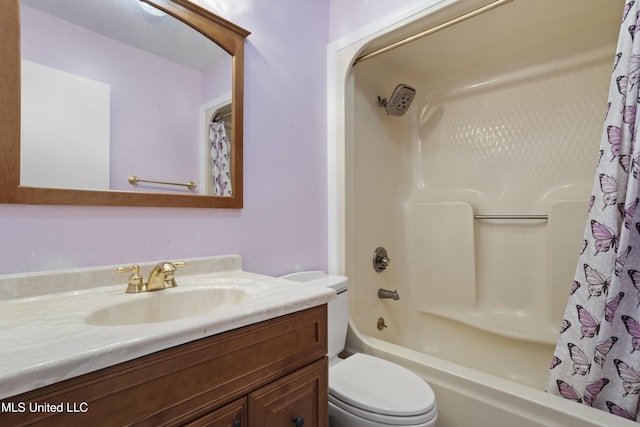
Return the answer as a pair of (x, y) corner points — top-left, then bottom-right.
(213, 111), (232, 121)
(353, 0), (514, 65)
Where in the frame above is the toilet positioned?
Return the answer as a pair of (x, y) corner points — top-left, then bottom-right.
(281, 272), (437, 427)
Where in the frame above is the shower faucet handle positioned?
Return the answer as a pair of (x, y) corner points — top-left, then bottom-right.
(377, 255), (390, 268)
(373, 247), (391, 272)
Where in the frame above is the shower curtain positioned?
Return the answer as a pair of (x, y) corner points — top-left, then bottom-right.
(547, 1), (640, 421)
(209, 119), (232, 196)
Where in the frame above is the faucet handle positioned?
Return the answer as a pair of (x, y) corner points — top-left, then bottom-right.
(115, 265), (146, 293)
(373, 247), (391, 272)
(161, 261), (186, 288)
(160, 261), (186, 271)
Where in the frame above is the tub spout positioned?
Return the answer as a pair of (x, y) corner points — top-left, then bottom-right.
(378, 288), (399, 300)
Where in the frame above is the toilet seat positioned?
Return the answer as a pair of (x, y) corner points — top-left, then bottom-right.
(329, 353), (436, 424)
(329, 397), (437, 426)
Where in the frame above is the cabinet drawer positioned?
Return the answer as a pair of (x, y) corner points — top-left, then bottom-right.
(183, 397), (246, 427)
(0, 305), (327, 427)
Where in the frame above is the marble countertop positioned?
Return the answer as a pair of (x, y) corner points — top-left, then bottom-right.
(0, 255), (335, 400)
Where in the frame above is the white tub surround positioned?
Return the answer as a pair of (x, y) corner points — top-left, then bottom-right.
(335, 0), (622, 394)
(0, 255), (335, 400)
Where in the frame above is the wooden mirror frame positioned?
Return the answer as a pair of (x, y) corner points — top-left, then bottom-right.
(0, 0), (249, 208)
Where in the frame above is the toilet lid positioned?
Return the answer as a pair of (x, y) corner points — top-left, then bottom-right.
(329, 353), (436, 417)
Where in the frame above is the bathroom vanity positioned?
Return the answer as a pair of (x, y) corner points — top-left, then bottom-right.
(0, 256), (334, 426)
(1, 306), (327, 426)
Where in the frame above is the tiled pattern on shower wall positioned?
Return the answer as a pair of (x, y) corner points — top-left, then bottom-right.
(417, 56), (608, 212)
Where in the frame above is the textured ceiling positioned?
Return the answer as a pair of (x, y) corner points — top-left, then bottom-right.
(21, 0), (227, 71)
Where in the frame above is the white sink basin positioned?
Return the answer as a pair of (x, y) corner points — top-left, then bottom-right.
(85, 287), (252, 326)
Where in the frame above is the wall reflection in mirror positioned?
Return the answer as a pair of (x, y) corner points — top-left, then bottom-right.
(20, 0), (233, 196)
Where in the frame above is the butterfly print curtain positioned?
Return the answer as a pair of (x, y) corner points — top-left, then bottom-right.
(210, 120), (232, 196)
(546, 1), (640, 421)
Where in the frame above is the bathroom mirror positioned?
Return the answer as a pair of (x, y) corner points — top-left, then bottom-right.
(0, 0), (249, 208)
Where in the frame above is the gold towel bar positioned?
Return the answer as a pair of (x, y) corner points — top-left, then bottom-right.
(128, 175), (197, 190)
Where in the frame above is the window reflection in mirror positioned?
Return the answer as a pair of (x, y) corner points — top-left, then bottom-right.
(20, 0), (233, 196)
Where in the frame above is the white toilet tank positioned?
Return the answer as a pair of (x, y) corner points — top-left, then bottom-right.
(280, 271), (349, 360)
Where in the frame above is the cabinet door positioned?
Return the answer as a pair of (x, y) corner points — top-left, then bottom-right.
(184, 397), (246, 427)
(248, 358), (328, 427)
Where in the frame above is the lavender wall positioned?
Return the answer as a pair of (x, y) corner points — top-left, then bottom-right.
(328, 0), (417, 41)
(1, 0), (414, 277)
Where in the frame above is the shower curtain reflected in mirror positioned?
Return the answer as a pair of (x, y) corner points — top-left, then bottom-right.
(209, 120), (232, 196)
(547, 0), (640, 421)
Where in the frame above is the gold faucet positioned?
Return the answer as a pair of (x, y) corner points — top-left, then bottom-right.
(115, 261), (186, 293)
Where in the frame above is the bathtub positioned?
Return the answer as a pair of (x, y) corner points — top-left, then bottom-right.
(329, 0), (636, 425)
(346, 322), (637, 427)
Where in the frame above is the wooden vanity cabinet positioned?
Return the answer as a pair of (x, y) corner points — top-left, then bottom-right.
(0, 305), (328, 427)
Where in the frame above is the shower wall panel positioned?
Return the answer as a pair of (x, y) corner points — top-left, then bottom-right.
(408, 50), (610, 343)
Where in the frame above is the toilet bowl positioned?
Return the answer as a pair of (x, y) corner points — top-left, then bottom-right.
(281, 272), (438, 427)
(329, 353), (437, 426)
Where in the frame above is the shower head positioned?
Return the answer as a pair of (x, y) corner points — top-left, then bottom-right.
(378, 84), (416, 116)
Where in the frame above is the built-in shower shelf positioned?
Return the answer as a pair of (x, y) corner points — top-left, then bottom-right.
(405, 199), (588, 345)
(418, 306), (558, 345)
